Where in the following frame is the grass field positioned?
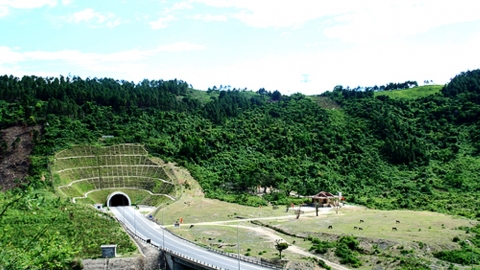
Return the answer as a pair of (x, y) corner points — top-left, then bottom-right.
(261, 207), (473, 247)
(164, 204), (475, 263)
(375, 85), (443, 99)
(154, 168), (478, 269)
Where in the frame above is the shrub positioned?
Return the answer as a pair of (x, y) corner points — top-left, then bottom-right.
(309, 240), (335, 254)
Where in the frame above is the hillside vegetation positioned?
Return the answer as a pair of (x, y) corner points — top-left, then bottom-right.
(51, 144), (179, 201)
(375, 84), (443, 99)
(1, 70), (480, 268)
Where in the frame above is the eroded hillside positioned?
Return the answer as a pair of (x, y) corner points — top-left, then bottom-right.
(0, 125), (41, 190)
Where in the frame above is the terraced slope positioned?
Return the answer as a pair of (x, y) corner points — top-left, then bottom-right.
(52, 144), (178, 201)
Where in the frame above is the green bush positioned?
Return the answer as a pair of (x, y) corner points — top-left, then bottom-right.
(309, 239), (335, 254)
(334, 236), (362, 268)
(434, 250), (477, 265)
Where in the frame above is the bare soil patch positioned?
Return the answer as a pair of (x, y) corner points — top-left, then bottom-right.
(0, 125), (41, 191)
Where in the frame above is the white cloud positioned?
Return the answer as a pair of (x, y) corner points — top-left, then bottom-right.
(191, 13), (227, 21)
(0, 0), (57, 16)
(323, 0), (480, 43)
(0, 46), (24, 63)
(149, 14), (176, 29)
(195, 0), (346, 28)
(195, 0), (480, 41)
(61, 0), (72, 5)
(0, 41), (209, 84)
(69, 8), (121, 28)
(0, 6), (8, 16)
(0, 0), (57, 9)
(156, 42), (206, 52)
(171, 1), (193, 11)
(0, 41), (205, 69)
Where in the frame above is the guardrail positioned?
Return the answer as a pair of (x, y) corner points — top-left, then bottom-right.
(115, 216), (283, 270)
(164, 226), (282, 269)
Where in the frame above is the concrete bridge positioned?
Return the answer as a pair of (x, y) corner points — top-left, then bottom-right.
(107, 192), (279, 270)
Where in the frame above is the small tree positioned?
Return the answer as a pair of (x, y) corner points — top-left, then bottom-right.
(295, 204), (302, 219)
(331, 197), (341, 214)
(275, 239), (289, 258)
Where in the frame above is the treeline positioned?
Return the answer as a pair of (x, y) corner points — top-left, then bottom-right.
(332, 80), (419, 95)
(2, 70), (480, 268)
(1, 71), (480, 216)
(0, 75), (196, 127)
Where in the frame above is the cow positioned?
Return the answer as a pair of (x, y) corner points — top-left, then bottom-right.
(328, 225), (333, 229)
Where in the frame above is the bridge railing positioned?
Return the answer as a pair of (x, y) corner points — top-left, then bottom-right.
(116, 217), (283, 270)
(171, 231), (283, 270)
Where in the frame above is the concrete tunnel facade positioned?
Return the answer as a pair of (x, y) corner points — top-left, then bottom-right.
(107, 192), (131, 207)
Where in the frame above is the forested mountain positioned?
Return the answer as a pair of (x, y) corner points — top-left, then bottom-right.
(1, 70), (480, 268)
(1, 71), (480, 217)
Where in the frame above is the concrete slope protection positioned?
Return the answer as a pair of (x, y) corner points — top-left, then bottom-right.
(111, 207), (271, 270)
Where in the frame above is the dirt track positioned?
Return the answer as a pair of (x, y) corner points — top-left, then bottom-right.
(181, 209), (352, 270)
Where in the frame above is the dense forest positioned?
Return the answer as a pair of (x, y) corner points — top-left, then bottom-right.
(1, 69), (480, 268)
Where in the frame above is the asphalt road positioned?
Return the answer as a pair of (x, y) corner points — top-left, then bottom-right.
(110, 206), (273, 270)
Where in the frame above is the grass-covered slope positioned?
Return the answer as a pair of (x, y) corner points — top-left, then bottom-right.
(0, 189), (137, 269)
(375, 85), (443, 99)
(52, 144), (179, 203)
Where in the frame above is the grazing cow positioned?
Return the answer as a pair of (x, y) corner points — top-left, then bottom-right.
(328, 225), (333, 229)
(354, 226), (358, 230)
(392, 227), (397, 231)
(359, 227), (363, 230)
(360, 219), (364, 223)
(189, 225), (194, 228)
(396, 220), (400, 223)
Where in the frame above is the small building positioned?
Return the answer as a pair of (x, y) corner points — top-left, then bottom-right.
(311, 191), (335, 206)
(101, 245), (117, 258)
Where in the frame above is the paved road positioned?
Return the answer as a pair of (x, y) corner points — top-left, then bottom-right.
(111, 206), (272, 270)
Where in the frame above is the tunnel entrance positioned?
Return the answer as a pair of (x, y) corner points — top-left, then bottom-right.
(107, 192), (131, 207)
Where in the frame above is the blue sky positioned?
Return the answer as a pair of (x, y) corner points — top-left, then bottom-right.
(1, 0), (479, 95)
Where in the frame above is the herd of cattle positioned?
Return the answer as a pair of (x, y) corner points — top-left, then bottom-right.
(327, 219), (401, 231)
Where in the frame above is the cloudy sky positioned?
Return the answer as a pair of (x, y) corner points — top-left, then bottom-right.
(1, 0), (479, 94)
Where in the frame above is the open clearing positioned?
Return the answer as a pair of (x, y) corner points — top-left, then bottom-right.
(155, 167), (477, 269)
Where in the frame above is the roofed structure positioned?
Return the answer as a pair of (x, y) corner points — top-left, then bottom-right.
(311, 191), (335, 205)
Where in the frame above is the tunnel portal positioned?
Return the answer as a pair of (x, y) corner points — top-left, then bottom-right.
(107, 192), (131, 207)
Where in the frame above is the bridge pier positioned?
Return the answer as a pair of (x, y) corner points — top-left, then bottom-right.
(164, 251), (213, 270)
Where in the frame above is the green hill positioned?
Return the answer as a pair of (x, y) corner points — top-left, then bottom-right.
(374, 84), (443, 99)
(1, 70), (480, 268)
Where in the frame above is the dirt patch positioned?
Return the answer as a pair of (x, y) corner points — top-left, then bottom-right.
(0, 125), (41, 191)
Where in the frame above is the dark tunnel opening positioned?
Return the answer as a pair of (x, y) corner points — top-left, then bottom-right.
(109, 194), (130, 207)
